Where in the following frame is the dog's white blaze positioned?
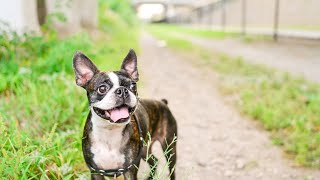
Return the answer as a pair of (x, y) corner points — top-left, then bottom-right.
(91, 72), (137, 110)
(91, 72), (120, 110)
(108, 72), (120, 87)
(90, 112), (129, 169)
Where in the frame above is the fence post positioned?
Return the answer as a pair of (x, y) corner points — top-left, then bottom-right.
(208, 4), (213, 29)
(221, 0), (226, 31)
(273, 0), (280, 41)
(199, 8), (203, 26)
(197, 8), (201, 25)
(241, 0), (246, 35)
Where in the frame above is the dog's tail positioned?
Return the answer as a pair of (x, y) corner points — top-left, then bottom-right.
(161, 99), (168, 105)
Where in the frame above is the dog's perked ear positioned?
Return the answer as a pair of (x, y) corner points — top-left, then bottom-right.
(73, 51), (99, 87)
(121, 49), (139, 82)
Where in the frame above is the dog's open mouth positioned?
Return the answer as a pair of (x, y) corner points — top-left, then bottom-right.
(93, 105), (133, 123)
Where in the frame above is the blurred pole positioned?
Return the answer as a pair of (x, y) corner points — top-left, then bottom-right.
(221, 0), (226, 31)
(209, 4), (213, 29)
(199, 8), (202, 26)
(241, 0), (246, 35)
(273, 0), (280, 41)
(198, 8), (202, 26)
(37, 0), (47, 25)
(192, 10), (196, 25)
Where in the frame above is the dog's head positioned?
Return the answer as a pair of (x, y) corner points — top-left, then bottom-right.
(73, 49), (139, 125)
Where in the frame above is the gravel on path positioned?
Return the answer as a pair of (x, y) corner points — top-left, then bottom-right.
(137, 31), (320, 180)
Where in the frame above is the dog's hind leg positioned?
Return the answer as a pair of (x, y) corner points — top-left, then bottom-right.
(160, 135), (177, 180)
(160, 110), (177, 180)
(142, 141), (159, 179)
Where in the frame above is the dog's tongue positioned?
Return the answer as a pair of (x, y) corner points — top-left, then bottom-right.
(108, 106), (129, 122)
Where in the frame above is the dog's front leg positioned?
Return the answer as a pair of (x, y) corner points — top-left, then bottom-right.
(123, 168), (138, 180)
(91, 173), (105, 180)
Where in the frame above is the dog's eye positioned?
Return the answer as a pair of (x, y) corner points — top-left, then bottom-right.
(97, 85), (108, 95)
(130, 83), (136, 90)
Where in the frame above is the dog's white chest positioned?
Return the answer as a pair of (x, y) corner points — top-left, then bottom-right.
(90, 126), (127, 169)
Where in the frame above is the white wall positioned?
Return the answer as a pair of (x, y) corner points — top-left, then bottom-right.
(0, 0), (40, 34)
(0, 0), (98, 36)
(46, 0), (98, 36)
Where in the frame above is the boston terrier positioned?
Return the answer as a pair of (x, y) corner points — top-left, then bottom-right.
(72, 49), (177, 180)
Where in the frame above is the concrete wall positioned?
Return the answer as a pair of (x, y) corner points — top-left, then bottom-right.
(46, 0), (98, 35)
(229, 0), (275, 28)
(0, 0), (40, 34)
(279, 0), (320, 29)
(0, 0), (98, 35)
(180, 0), (320, 30)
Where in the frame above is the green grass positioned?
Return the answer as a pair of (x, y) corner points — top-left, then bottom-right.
(147, 25), (320, 168)
(148, 24), (274, 43)
(281, 25), (320, 32)
(148, 24), (237, 39)
(0, 1), (139, 178)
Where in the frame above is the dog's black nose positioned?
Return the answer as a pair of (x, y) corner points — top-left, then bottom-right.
(115, 87), (129, 98)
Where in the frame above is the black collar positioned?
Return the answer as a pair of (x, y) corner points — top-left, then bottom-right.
(88, 112), (144, 178)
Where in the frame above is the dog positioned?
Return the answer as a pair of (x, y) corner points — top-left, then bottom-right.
(72, 49), (177, 180)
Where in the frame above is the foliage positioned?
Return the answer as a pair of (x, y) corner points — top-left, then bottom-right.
(0, 1), (139, 178)
(148, 24), (320, 168)
(99, 0), (137, 26)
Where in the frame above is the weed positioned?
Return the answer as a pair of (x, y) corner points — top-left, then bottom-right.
(141, 133), (177, 179)
(0, 0), (139, 178)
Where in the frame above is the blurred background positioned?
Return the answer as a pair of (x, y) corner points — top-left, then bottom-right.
(0, 0), (320, 179)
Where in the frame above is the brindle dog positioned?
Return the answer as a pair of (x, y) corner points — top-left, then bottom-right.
(73, 49), (177, 180)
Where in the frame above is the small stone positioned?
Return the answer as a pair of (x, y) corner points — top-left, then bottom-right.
(272, 168), (278, 175)
(290, 174), (297, 178)
(211, 135), (223, 141)
(224, 170), (233, 177)
(236, 159), (245, 169)
(225, 155), (231, 160)
(256, 172), (263, 178)
(211, 158), (224, 166)
(197, 160), (207, 167)
(281, 174), (289, 179)
(196, 159), (208, 167)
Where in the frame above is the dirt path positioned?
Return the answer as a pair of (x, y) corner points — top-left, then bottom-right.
(137, 31), (320, 180)
(174, 33), (320, 83)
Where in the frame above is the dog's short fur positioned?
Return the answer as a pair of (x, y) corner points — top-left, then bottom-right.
(73, 49), (177, 180)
